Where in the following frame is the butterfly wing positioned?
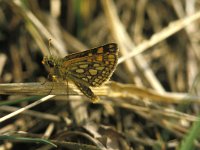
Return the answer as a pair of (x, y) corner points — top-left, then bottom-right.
(62, 43), (118, 87)
(74, 81), (99, 103)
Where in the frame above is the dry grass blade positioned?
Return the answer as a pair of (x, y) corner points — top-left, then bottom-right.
(0, 95), (55, 123)
(0, 82), (199, 105)
(118, 10), (200, 63)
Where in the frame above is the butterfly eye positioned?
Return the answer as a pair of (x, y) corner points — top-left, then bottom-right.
(47, 60), (54, 68)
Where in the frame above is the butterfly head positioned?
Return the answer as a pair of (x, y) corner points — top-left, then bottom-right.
(42, 56), (57, 68)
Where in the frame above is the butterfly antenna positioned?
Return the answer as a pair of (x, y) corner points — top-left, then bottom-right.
(48, 38), (53, 56)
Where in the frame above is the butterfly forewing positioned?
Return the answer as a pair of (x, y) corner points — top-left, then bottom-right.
(62, 43), (118, 87)
(63, 43), (117, 61)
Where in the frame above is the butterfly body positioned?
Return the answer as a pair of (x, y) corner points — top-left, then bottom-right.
(42, 43), (118, 102)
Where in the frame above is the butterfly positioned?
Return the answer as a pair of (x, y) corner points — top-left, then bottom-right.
(42, 43), (118, 103)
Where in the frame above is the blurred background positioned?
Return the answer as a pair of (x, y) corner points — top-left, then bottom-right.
(1, 0), (200, 149)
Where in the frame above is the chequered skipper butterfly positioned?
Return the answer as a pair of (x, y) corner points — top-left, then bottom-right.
(42, 43), (118, 103)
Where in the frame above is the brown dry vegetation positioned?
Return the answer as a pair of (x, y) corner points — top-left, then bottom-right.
(1, 0), (200, 150)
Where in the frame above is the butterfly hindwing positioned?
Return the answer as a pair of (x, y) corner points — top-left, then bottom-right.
(74, 81), (99, 103)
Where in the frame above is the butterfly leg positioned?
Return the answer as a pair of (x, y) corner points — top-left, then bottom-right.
(74, 82), (100, 103)
(41, 73), (55, 85)
(66, 80), (69, 100)
(41, 74), (58, 95)
(47, 75), (59, 95)
(41, 76), (49, 85)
